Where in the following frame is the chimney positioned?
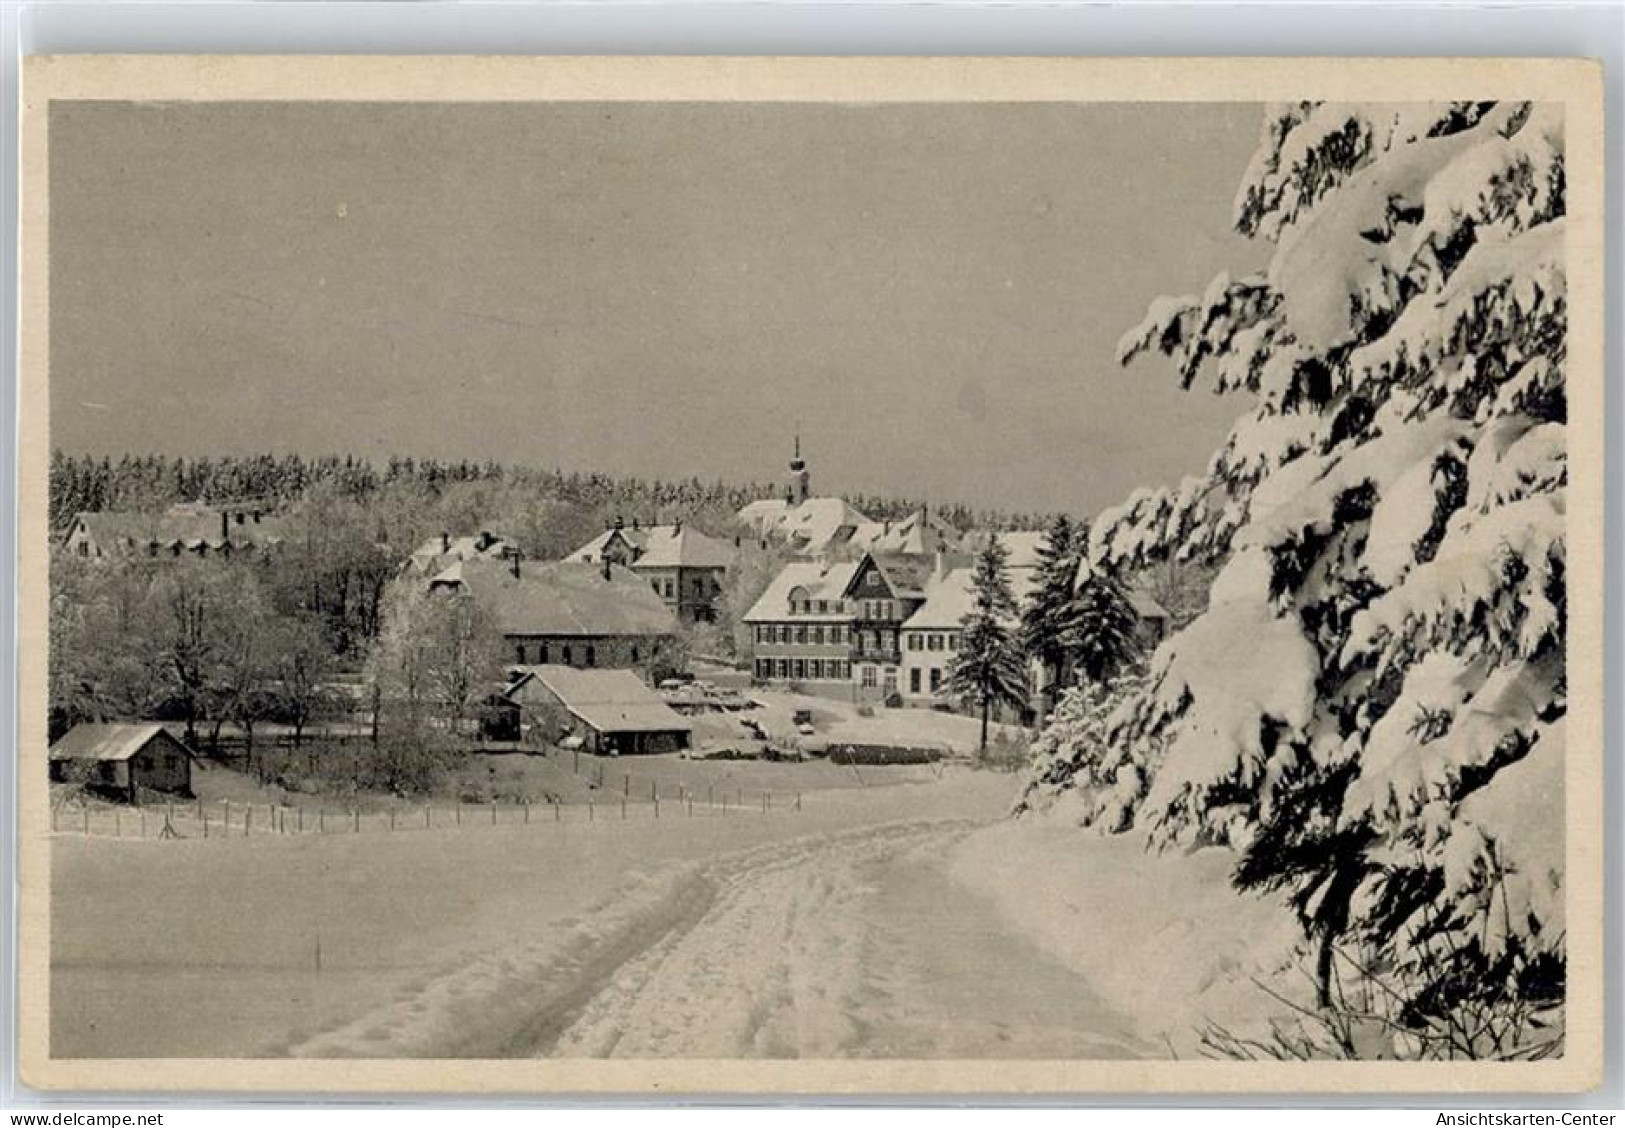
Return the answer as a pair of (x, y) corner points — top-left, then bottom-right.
(509, 550), (522, 579)
(632, 516), (640, 531)
(933, 550), (947, 583)
(734, 535), (741, 548)
(601, 557), (612, 582)
(220, 511), (230, 542)
(440, 531), (450, 554)
(614, 514), (625, 530)
(673, 518), (682, 535)
(252, 509), (262, 525)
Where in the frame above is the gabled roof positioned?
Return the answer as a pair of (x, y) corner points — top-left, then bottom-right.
(736, 497), (875, 556)
(742, 559), (860, 623)
(407, 530), (517, 574)
(69, 508), (287, 553)
(50, 723), (190, 763)
(847, 509), (964, 557)
(507, 665), (692, 734)
(566, 524), (733, 570)
(901, 567), (978, 631)
(430, 558), (678, 638)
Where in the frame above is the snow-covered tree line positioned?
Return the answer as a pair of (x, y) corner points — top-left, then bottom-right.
(1023, 102), (1567, 1056)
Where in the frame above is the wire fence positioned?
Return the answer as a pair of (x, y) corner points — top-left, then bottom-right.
(51, 786), (805, 842)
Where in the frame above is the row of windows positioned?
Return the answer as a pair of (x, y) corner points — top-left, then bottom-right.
(908, 667), (946, 695)
(857, 600), (896, 621)
(514, 642), (647, 667)
(789, 598), (843, 616)
(651, 576), (715, 600)
(756, 624), (848, 646)
(905, 631), (960, 652)
(754, 658), (852, 681)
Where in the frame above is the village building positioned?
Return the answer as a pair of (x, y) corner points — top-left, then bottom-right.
(742, 551), (948, 702)
(427, 556), (679, 672)
(62, 499), (285, 560)
(502, 665), (692, 754)
(565, 519), (733, 624)
(48, 723), (195, 804)
(742, 558), (860, 690)
(405, 529), (518, 575)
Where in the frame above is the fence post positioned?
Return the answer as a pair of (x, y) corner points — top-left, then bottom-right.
(354, 808), (361, 833)
(320, 808), (326, 834)
(650, 779), (657, 801)
(624, 774), (629, 797)
(426, 806), (432, 829)
(297, 806), (304, 834)
(588, 797), (594, 822)
(796, 792), (802, 812)
(524, 801), (531, 825)
(621, 798), (627, 820)
(654, 798), (660, 820)
(554, 801), (561, 822)
(115, 810), (121, 838)
(687, 796), (693, 818)
(202, 807), (209, 838)
(140, 809), (147, 837)
(491, 803), (497, 826)
(244, 805), (252, 837)
(573, 749), (579, 774)
(390, 809), (396, 832)
(84, 806), (91, 836)
(708, 784), (714, 808)
(224, 799), (231, 833)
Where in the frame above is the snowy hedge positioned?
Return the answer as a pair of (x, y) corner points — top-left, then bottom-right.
(1027, 102), (1567, 1054)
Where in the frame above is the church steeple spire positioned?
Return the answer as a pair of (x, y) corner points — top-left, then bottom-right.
(787, 431), (810, 504)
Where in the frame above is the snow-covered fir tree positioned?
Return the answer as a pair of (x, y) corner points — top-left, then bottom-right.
(949, 535), (1030, 754)
(1025, 101), (1568, 1056)
(1067, 553), (1143, 687)
(1020, 514), (1082, 715)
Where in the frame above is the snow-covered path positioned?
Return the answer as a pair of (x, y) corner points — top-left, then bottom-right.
(539, 820), (1149, 1060)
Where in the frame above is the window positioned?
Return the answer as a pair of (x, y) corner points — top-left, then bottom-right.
(930, 668), (943, 693)
(631, 646), (640, 663)
(756, 659), (770, 679)
(861, 666), (877, 689)
(76, 541), (88, 557)
(910, 669), (921, 694)
(563, 645), (574, 666)
(539, 644), (550, 664)
(586, 645), (597, 668)
(832, 626), (845, 644)
(794, 625), (807, 645)
(809, 659), (822, 679)
(948, 634), (959, 651)
(664, 579), (675, 598)
(777, 659), (790, 679)
(812, 625), (824, 645)
(792, 659), (805, 680)
(817, 600), (828, 613)
(516, 644), (528, 663)
(651, 580), (661, 593)
(928, 634), (943, 652)
(908, 633), (922, 652)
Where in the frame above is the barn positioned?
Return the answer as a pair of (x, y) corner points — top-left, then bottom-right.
(504, 666), (692, 755)
(49, 724), (195, 804)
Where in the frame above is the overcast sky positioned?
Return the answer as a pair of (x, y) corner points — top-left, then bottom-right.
(50, 100), (1264, 516)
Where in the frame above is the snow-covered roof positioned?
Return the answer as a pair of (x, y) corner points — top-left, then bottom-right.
(407, 530), (517, 574)
(567, 524), (733, 570)
(50, 723), (191, 763)
(735, 496), (875, 556)
(742, 559), (861, 623)
(507, 665), (691, 735)
(429, 558), (678, 638)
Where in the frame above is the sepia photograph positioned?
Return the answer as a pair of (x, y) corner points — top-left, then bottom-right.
(15, 56), (1605, 1095)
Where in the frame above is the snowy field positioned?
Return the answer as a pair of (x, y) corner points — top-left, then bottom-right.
(52, 770), (1021, 1059)
(53, 762), (1298, 1061)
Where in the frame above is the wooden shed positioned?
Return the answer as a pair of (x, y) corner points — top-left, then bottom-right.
(49, 724), (195, 804)
(504, 665), (692, 755)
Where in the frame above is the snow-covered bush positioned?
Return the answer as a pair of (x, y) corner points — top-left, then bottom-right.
(1040, 102), (1568, 1053)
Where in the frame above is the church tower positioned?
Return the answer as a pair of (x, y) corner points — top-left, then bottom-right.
(787, 433), (811, 506)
